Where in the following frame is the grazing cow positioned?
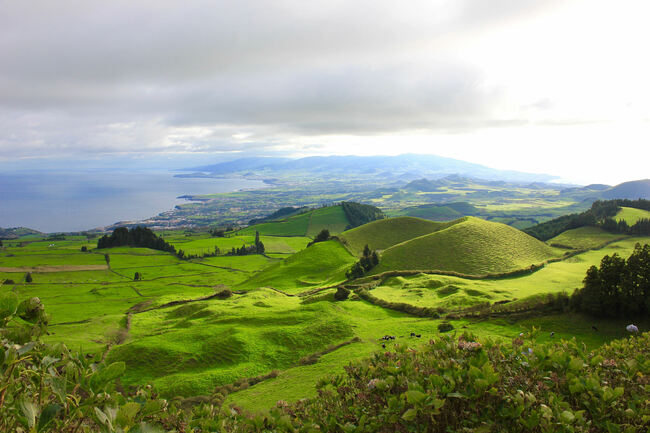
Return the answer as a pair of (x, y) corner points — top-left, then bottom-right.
(381, 343), (386, 349)
(549, 332), (555, 338)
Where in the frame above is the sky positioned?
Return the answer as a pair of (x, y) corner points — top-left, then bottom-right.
(1, 0), (648, 185)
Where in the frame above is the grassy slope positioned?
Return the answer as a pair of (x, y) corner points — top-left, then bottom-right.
(374, 217), (561, 276)
(238, 206), (350, 238)
(370, 237), (646, 311)
(339, 217), (456, 256)
(305, 205), (349, 236)
(547, 226), (623, 249)
(4, 230), (650, 410)
(616, 206), (650, 224)
(238, 240), (355, 293)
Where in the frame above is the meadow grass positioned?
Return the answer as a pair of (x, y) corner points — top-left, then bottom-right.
(615, 206), (650, 224)
(305, 205), (349, 236)
(369, 237), (646, 310)
(238, 240), (356, 293)
(339, 216), (455, 255)
(374, 217), (561, 275)
(3, 227), (648, 414)
(238, 205), (351, 238)
(547, 226), (623, 249)
(238, 212), (311, 237)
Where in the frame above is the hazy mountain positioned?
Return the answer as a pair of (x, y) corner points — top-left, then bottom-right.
(603, 179), (650, 199)
(181, 154), (556, 183)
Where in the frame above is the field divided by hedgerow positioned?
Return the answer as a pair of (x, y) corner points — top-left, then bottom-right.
(2, 223), (649, 415)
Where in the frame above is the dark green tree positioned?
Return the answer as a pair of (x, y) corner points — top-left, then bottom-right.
(25, 272), (32, 283)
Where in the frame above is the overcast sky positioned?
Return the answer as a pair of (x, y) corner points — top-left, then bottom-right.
(1, 0), (648, 184)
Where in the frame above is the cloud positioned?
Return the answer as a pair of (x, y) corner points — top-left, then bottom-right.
(0, 0), (645, 162)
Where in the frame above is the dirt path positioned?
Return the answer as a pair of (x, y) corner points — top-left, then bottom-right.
(0, 265), (108, 273)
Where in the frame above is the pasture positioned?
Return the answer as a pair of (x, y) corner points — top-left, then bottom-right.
(1, 220), (649, 412)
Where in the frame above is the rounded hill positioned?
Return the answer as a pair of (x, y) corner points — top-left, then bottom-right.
(339, 216), (457, 256)
(239, 240), (355, 292)
(373, 216), (561, 276)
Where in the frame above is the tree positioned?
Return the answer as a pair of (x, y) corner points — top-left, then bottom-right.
(334, 287), (350, 301)
(0, 239), (3, 247)
(104, 254), (110, 266)
(309, 229), (330, 246)
(571, 243), (650, 317)
(134, 272), (141, 281)
(25, 272), (32, 283)
(81, 246), (88, 252)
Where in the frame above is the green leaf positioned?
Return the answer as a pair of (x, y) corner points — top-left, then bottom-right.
(20, 399), (38, 429)
(116, 402), (141, 428)
(94, 407), (113, 430)
(569, 357), (583, 372)
(91, 361), (126, 390)
(38, 404), (62, 432)
(560, 410), (575, 424)
(0, 292), (19, 321)
(47, 376), (67, 403)
(402, 408), (417, 421)
(404, 390), (426, 405)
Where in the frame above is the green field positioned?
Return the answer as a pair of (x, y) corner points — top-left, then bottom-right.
(2, 219), (649, 414)
(616, 206), (650, 224)
(339, 217), (454, 255)
(374, 217), (561, 276)
(238, 205), (350, 238)
(238, 240), (355, 293)
(547, 226), (624, 250)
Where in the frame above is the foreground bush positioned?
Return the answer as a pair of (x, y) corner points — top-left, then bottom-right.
(1, 293), (649, 432)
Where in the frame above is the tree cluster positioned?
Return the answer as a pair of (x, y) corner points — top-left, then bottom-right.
(341, 201), (385, 229)
(97, 226), (176, 254)
(346, 244), (379, 279)
(525, 199), (650, 240)
(226, 231), (265, 256)
(177, 245), (221, 260)
(571, 243), (650, 317)
(600, 217), (650, 236)
(307, 229), (330, 247)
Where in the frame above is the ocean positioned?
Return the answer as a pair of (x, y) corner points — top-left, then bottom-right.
(0, 170), (265, 233)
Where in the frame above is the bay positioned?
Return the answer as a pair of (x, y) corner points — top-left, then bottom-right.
(0, 170), (265, 233)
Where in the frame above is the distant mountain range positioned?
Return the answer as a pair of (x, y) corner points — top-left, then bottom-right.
(180, 154), (558, 183)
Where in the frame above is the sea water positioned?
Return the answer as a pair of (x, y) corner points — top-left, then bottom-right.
(0, 170), (265, 232)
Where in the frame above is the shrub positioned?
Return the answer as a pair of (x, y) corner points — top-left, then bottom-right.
(437, 322), (454, 332)
(3, 279), (15, 285)
(24, 272), (32, 283)
(334, 287), (350, 301)
(216, 288), (233, 299)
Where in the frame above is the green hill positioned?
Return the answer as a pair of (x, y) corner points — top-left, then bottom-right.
(239, 240), (355, 292)
(547, 226), (623, 250)
(616, 206), (650, 225)
(339, 217), (456, 256)
(239, 203), (382, 238)
(373, 216), (560, 276)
